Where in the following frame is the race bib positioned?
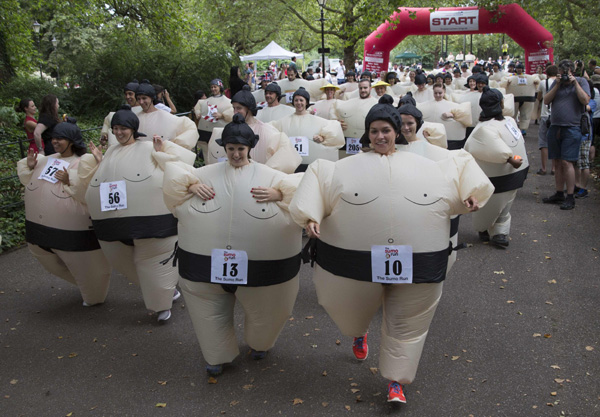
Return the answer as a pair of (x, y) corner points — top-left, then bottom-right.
(290, 136), (309, 156)
(285, 92), (294, 104)
(257, 101), (267, 110)
(505, 122), (521, 140)
(346, 138), (362, 155)
(99, 181), (127, 211)
(371, 245), (413, 284)
(517, 77), (527, 85)
(211, 249), (248, 285)
(38, 158), (70, 184)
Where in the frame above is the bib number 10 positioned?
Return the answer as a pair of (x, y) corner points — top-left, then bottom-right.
(371, 245), (413, 284)
(384, 259), (402, 276)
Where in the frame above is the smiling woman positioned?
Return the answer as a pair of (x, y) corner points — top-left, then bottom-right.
(289, 95), (494, 404)
(161, 114), (303, 377)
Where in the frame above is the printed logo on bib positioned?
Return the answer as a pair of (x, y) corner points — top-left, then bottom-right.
(290, 136), (309, 156)
(38, 158), (70, 184)
(505, 122), (521, 141)
(517, 77), (527, 85)
(211, 249), (248, 285)
(285, 92), (294, 104)
(371, 245), (413, 284)
(99, 181), (127, 211)
(346, 137), (362, 155)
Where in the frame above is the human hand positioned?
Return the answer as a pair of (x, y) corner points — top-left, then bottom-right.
(339, 120), (348, 130)
(251, 186), (282, 203)
(99, 133), (108, 147)
(27, 148), (38, 169)
(214, 112), (223, 120)
(55, 167), (70, 185)
(306, 221), (320, 238)
(442, 112), (454, 120)
(153, 135), (164, 152)
(164, 89), (170, 99)
(463, 196), (479, 212)
(313, 134), (324, 143)
(89, 141), (103, 163)
(189, 183), (215, 200)
(507, 155), (523, 169)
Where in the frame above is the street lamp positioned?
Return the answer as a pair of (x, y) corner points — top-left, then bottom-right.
(32, 21), (42, 80)
(52, 36), (59, 84)
(317, 0), (328, 75)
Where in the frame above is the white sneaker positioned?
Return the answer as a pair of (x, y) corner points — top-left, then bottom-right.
(157, 310), (171, 322)
(82, 301), (92, 307)
(172, 289), (181, 302)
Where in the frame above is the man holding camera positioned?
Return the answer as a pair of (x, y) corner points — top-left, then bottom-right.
(542, 60), (591, 210)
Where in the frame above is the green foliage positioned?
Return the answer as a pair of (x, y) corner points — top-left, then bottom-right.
(0, 209), (26, 253)
(0, 77), (75, 114)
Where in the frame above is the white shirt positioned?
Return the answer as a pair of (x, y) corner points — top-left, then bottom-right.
(334, 65), (346, 79)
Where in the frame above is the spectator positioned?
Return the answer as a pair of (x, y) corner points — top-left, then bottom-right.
(574, 80), (596, 198)
(536, 65), (558, 175)
(245, 62), (256, 87)
(153, 84), (177, 114)
(289, 56), (298, 72)
(334, 60), (346, 85)
(229, 66), (247, 98)
(33, 94), (61, 155)
(16, 98), (39, 152)
(542, 60), (591, 210)
(591, 75), (600, 160)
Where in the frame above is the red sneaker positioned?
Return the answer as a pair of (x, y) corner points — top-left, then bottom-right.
(352, 333), (368, 360)
(387, 381), (406, 403)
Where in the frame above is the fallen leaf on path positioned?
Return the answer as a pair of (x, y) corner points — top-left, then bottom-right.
(548, 279), (557, 284)
(335, 340), (341, 345)
(351, 389), (360, 394)
(322, 371), (327, 376)
(292, 398), (303, 405)
(369, 367), (378, 375)
(321, 402), (328, 407)
(10, 379), (17, 385)
(350, 382), (358, 387)
(507, 300), (515, 304)
(550, 392), (557, 396)
(451, 356), (460, 361)
(345, 405), (351, 411)
(156, 403), (166, 408)
(305, 316), (314, 319)
(545, 301), (553, 305)
(555, 379), (564, 383)
(585, 346), (594, 351)
(208, 377), (217, 384)
(158, 381), (167, 385)
(544, 334), (552, 338)
(533, 333), (542, 337)
(551, 365), (560, 369)
(230, 400), (239, 406)
(242, 384), (253, 390)
(493, 270), (505, 275)
(68, 353), (78, 358)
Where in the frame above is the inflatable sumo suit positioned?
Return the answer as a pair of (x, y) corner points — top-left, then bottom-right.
(464, 88), (529, 238)
(18, 121), (111, 305)
(503, 72), (539, 131)
(81, 107), (196, 313)
(312, 98), (337, 120)
(275, 78), (327, 105)
(162, 116), (303, 366)
(256, 104), (295, 123)
(418, 99), (472, 149)
(194, 79), (234, 142)
(330, 96), (378, 159)
(271, 89), (345, 169)
(133, 82), (199, 151)
(289, 151), (493, 384)
(101, 106), (142, 148)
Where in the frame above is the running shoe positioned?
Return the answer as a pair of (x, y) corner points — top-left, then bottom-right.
(206, 364), (223, 376)
(491, 234), (509, 247)
(575, 189), (588, 199)
(250, 349), (268, 360)
(352, 333), (368, 360)
(173, 289), (181, 302)
(387, 381), (407, 403)
(157, 309), (171, 322)
(560, 198), (575, 210)
(542, 192), (565, 204)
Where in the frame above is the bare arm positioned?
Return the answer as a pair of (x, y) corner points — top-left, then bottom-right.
(543, 80), (559, 106)
(33, 123), (47, 155)
(164, 90), (177, 114)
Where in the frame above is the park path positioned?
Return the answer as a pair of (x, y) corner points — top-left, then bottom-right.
(1, 123), (599, 416)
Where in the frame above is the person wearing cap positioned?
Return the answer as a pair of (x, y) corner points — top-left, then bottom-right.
(503, 63), (540, 135)
(132, 81), (199, 150)
(194, 79), (234, 155)
(506, 62), (516, 74)
(419, 83), (472, 149)
(162, 113), (303, 377)
(413, 73), (434, 104)
(256, 82), (295, 123)
(80, 105), (196, 322)
(206, 86), (301, 173)
(465, 87), (529, 247)
(100, 80), (143, 147)
(312, 83), (340, 119)
(271, 87), (345, 172)
(252, 73), (273, 104)
(18, 120), (111, 307)
(331, 79), (378, 158)
(371, 80), (400, 107)
(289, 96), (492, 404)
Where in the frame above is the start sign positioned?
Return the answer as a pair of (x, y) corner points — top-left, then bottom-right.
(430, 10), (479, 32)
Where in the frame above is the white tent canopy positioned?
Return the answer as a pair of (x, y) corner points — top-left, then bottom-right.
(240, 41), (303, 61)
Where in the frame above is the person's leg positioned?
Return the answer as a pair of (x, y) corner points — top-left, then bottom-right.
(27, 243), (77, 285)
(98, 240), (140, 285)
(236, 277), (299, 353)
(133, 236), (179, 312)
(313, 265), (383, 337)
(54, 249), (111, 305)
(379, 282), (444, 384)
(538, 117), (549, 173)
(179, 278), (239, 366)
(488, 190), (517, 237)
(540, 148), (548, 172)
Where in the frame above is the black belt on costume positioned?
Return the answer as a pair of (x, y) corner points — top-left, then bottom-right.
(26, 220), (101, 251)
(447, 138), (467, 150)
(313, 239), (450, 284)
(490, 166), (528, 194)
(177, 248), (301, 287)
(450, 216), (460, 237)
(514, 96), (536, 103)
(92, 214), (177, 241)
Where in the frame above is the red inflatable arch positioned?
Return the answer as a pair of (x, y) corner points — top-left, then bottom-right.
(364, 4), (553, 75)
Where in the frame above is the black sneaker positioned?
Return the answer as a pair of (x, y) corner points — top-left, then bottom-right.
(542, 193), (565, 204)
(560, 198), (575, 210)
(478, 231), (490, 242)
(491, 234), (509, 248)
(575, 189), (588, 199)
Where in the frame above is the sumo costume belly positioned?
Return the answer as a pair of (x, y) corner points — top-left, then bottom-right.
(418, 100), (472, 146)
(137, 110), (199, 150)
(162, 161), (302, 365)
(414, 88), (434, 104)
(330, 97), (378, 139)
(206, 118), (301, 174)
(101, 106), (143, 148)
(505, 75), (539, 130)
(270, 113), (345, 165)
(18, 154), (110, 305)
(83, 141), (195, 312)
(312, 99), (337, 120)
(289, 152), (493, 383)
(275, 78), (327, 104)
(194, 96), (233, 141)
(465, 116), (529, 237)
(256, 104), (295, 123)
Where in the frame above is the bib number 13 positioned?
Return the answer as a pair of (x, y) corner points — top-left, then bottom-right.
(371, 245), (413, 284)
(211, 249), (248, 285)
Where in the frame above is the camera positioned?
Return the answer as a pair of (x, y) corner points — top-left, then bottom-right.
(561, 73), (570, 83)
